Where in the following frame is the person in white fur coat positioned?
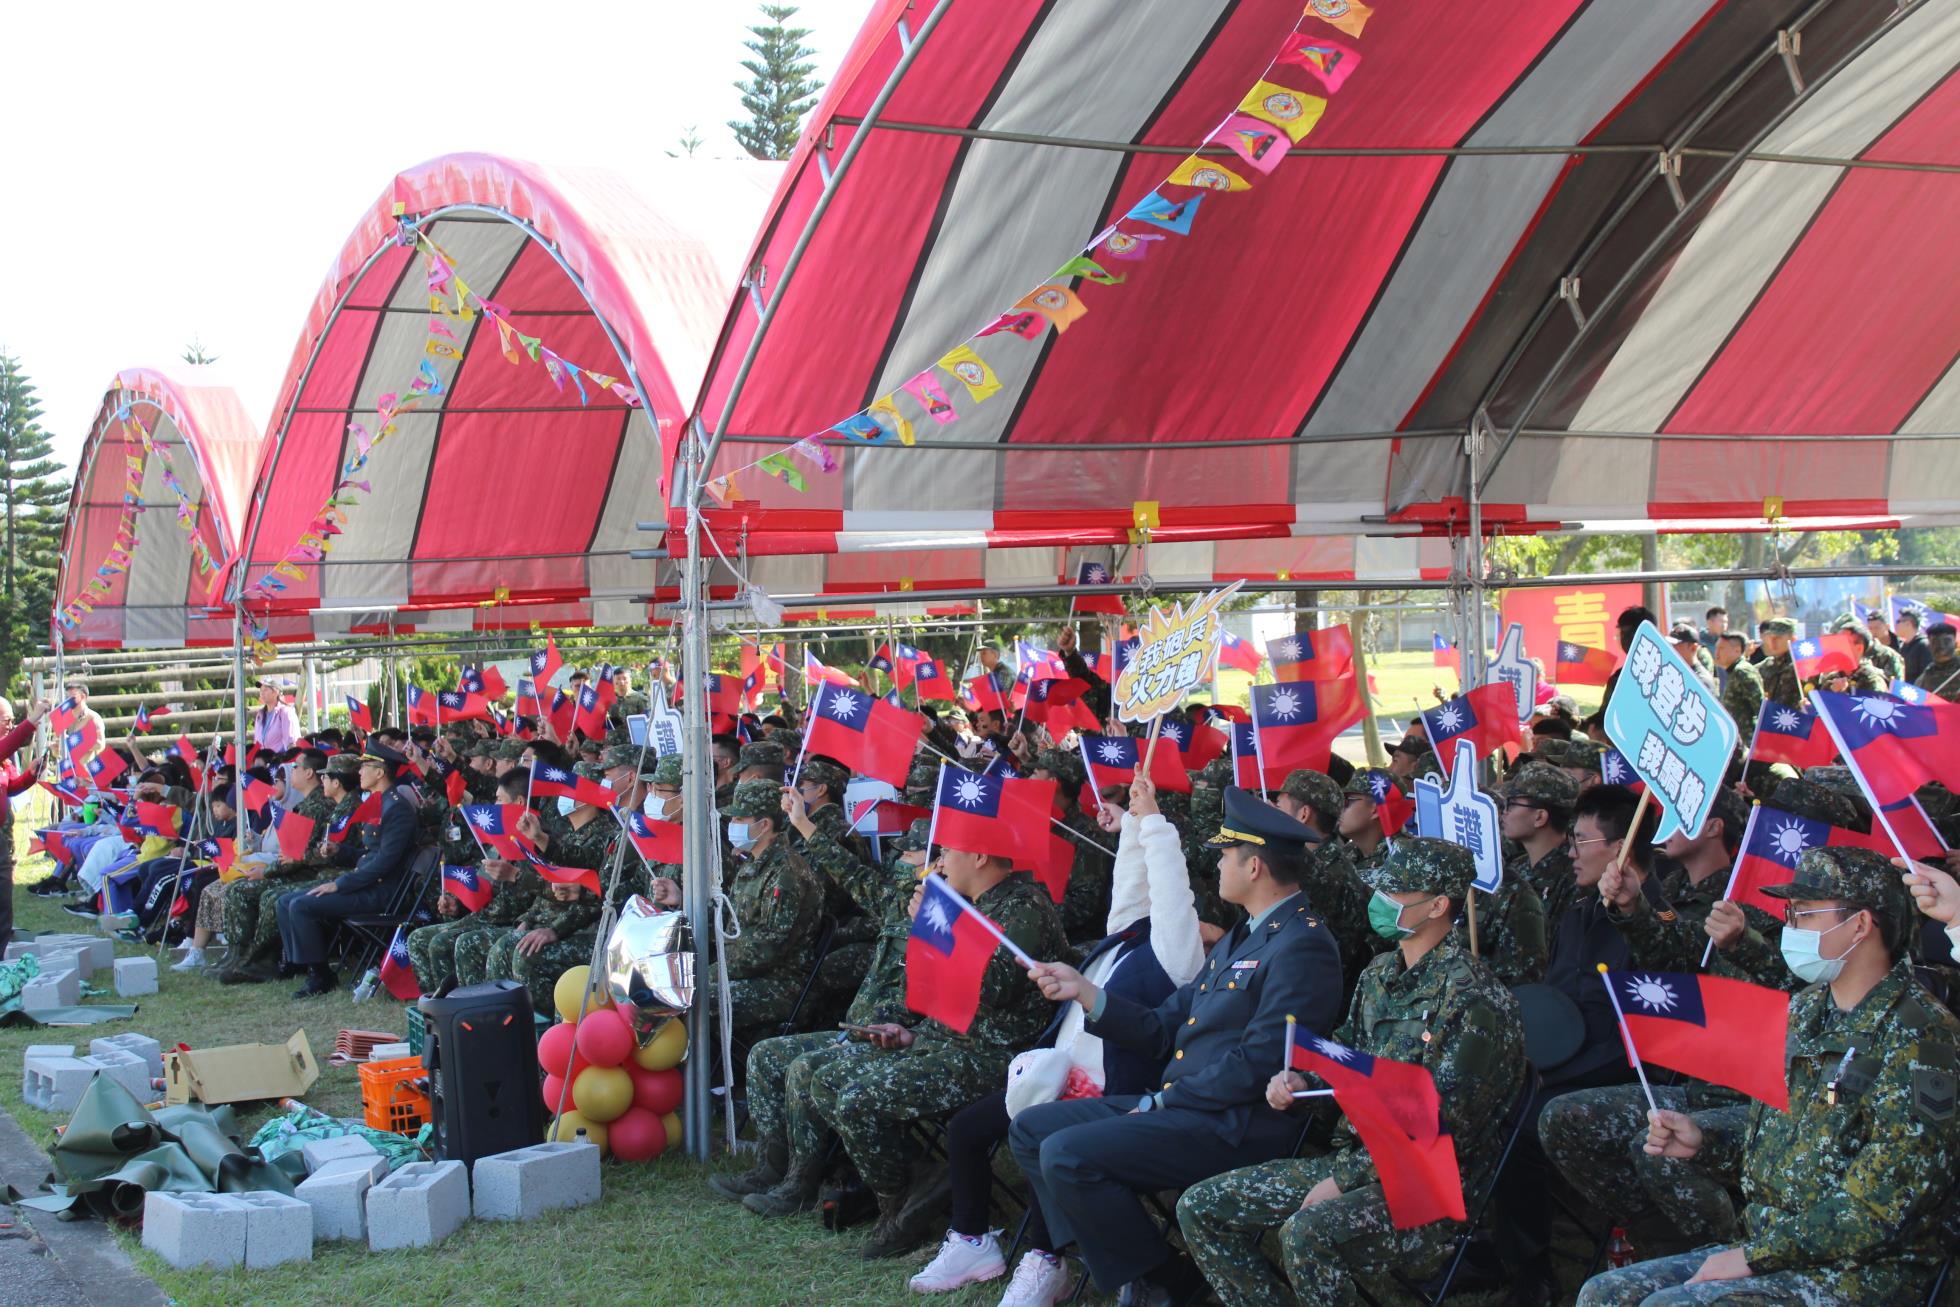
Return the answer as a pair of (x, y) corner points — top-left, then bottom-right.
(907, 773), (1208, 1306)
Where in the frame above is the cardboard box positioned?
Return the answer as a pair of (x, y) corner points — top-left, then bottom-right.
(165, 1030), (318, 1106)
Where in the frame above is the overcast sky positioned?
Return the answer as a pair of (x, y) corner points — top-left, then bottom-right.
(1, 0), (875, 472)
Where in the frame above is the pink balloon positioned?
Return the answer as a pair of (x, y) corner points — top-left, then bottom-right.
(538, 1022), (586, 1077)
(630, 1064), (684, 1116)
(575, 1007), (634, 1068)
(541, 1073), (567, 1111)
(608, 1107), (667, 1162)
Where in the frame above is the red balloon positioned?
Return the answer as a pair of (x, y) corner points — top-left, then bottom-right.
(537, 1022), (587, 1078)
(576, 1007), (634, 1068)
(608, 1107), (667, 1162)
(541, 1073), (567, 1110)
(630, 1065), (684, 1116)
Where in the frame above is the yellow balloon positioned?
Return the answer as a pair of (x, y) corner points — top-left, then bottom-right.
(546, 1110), (609, 1156)
(631, 1017), (688, 1071)
(554, 966), (613, 1025)
(661, 1112), (682, 1149)
(571, 1066), (634, 1124)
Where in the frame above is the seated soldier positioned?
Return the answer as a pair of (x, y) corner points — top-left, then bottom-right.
(1497, 762), (1578, 953)
(274, 742), (420, 997)
(1013, 790), (1345, 1306)
(1274, 769), (1375, 991)
(406, 769), (542, 994)
(786, 755), (879, 1001)
(1178, 837), (1525, 1307)
(1577, 848), (1960, 1306)
(219, 753), (369, 984)
(692, 778), (826, 1040)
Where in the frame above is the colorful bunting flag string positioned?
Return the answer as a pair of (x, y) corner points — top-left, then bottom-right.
(705, 4), (1370, 501)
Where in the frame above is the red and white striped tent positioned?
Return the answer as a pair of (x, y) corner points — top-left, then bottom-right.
(678, 0), (1960, 601)
(53, 368), (260, 649)
(230, 155), (781, 640)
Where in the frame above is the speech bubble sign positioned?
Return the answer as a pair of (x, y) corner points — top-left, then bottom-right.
(1484, 622), (1537, 726)
(1413, 738), (1504, 892)
(1602, 620), (1738, 841)
(647, 685), (684, 759)
(1113, 580), (1243, 723)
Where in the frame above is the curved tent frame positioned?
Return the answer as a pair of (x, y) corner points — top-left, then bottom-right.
(52, 368), (260, 650)
(233, 153), (781, 640)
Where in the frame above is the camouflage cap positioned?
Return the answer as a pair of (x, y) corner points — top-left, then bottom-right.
(1758, 845), (1910, 925)
(1763, 775), (1861, 830)
(1196, 756), (1234, 790)
(1362, 836), (1475, 903)
(1343, 767), (1391, 799)
(897, 817), (933, 853)
(324, 753), (363, 780)
(651, 753), (684, 787)
(1758, 617), (1796, 636)
(496, 738), (529, 762)
(1279, 769), (1341, 824)
(1531, 738), (1573, 767)
(601, 743), (656, 775)
(1503, 761), (1580, 808)
(721, 777), (784, 820)
(573, 760), (606, 783)
(467, 740), (501, 760)
(737, 740), (787, 772)
(1035, 748), (1086, 789)
(1560, 740), (1603, 774)
(906, 758), (940, 791)
(1800, 765), (1873, 821)
(1915, 781), (1955, 823)
(799, 756), (850, 792)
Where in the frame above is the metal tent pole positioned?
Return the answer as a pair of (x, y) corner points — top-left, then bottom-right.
(678, 429), (715, 1161)
(231, 604), (249, 764)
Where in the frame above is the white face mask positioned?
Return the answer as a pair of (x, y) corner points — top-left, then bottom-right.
(727, 821), (757, 851)
(555, 796), (577, 817)
(644, 791), (678, 821)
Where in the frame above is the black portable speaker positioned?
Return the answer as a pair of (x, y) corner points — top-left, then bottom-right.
(419, 980), (543, 1166)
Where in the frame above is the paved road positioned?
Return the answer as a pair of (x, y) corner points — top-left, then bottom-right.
(0, 1104), (165, 1307)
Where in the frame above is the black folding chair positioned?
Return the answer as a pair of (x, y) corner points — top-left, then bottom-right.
(335, 845), (441, 976)
(1923, 1256), (1952, 1307)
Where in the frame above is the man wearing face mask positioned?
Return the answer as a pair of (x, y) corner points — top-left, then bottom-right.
(1577, 846), (1960, 1306)
(714, 816), (933, 1210)
(1912, 620), (1960, 703)
(703, 778), (826, 1041)
(1178, 837), (1525, 1307)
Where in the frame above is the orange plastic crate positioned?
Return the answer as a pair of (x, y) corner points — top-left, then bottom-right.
(358, 1055), (430, 1135)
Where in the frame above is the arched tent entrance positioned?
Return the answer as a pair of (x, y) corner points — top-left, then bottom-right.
(234, 154), (781, 640)
(52, 368), (259, 650)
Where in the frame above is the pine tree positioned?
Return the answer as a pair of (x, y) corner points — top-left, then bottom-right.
(729, 4), (824, 161)
(0, 353), (69, 687)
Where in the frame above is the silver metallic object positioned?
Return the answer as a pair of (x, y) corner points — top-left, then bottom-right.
(605, 896), (695, 1043)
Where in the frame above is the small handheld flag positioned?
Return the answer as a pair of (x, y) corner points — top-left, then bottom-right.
(377, 927), (422, 1001)
(903, 874), (1032, 1034)
(442, 864), (493, 913)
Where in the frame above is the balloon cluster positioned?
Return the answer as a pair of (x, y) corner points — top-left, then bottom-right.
(536, 965), (685, 1161)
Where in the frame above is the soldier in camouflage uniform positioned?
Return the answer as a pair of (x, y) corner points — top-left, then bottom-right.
(608, 667), (649, 729)
(1275, 768), (1373, 989)
(454, 796), (610, 1005)
(219, 756), (370, 983)
(1913, 620), (1960, 703)
(1184, 756), (1236, 930)
(713, 816), (930, 1207)
(903, 758), (938, 809)
(793, 845), (1065, 1254)
(1498, 762), (1580, 947)
(462, 741), (502, 802)
(736, 739), (788, 784)
(600, 745), (682, 907)
(1577, 846), (1960, 1306)
(1836, 613), (1906, 685)
(1031, 748), (1115, 945)
(1458, 780), (1548, 989)
(1756, 618), (1803, 709)
(406, 771), (541, 993)
(787, 755), (878, 999)
(1177, 838), (1526, 1307)
(492, 737), (527, 779)
(1712, 632), (1764, 739)
(696, 778), (827, 1038)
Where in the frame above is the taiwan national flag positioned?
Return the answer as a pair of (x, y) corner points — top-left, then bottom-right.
(463, 663), (508, 702)
(199, 837), (238, 877)
(868, 643), (895, 677)
(850, 798), (931, 837)
(1432, 633), (1457, 669)
(1878, 794), (1949, 862)
(1792, 633), (1858, 680)
(1289, 1027), (1463, 1228)
(1554, 642), (1616, 687)
(1078, 732), (1192, 794)
(1015, 641), (1069, 687)
(1891, 596), (1960, 629)
(407, 686), (438, 728)
(1024, 677), (1097, 732)
(269, 803), (317, 863)
(1158, 716), (1226, 772)
(442, 864), (493, 912)
(1228, 722), (1264, 789)
(911, 658), (958, 702)
(345, 695), (373, 734)
(528, 851), (602, 896)
(528, 636), (564, 694)
(1218, 629), (1264, 674)
(621, 810), (684, 865)
(1892, 679), (1929, 705)
(1811, 689), (1960, 806)
(571, 683), (609, 740)
(133, 801), (183, 838)
(241, 773), (279, 815)
(1420, 684), (1522, 778)
(803, 684), (925, 786)
(134, 703), (169, 733)
(1250, 679), (1362, 782)
(437, 688), (494, 724)
(1092, 635), (1141, 685)
(1751, 702), (1835, 770)
(1363, 769), (1414, 837)
(965, 676), (1008, 715)
(63, 722), (98, 762)
(904, 875), (1002, 1034)
(681, 673), (742, 720)
(547, 688), (577, 741)
(932, 766), (1056, 866)
(1070, 560), (1128, 616)
(1609, 970), (1790, 1110)
(1026, 828), (1078, 903)
(1268, 625), (1355, 684)
(462, 803), (529, 859)
(1729, 803), (1889, 916)
(378, 926), (422, 1001)
(170, 735), (205, 790)
(804, 649), (863, 689)
(531, 761), (612, 808)
(1599, 746), (1646, 795)
(514, 678), (544, 718)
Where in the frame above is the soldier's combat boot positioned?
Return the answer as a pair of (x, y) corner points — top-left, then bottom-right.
(707, 1140), (787, 1203)
(742, 1153), (824, 1217)
(860, 1187), (936, 1260)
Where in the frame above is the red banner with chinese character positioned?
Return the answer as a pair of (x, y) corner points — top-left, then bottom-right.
(1501, 584), (1644, 688)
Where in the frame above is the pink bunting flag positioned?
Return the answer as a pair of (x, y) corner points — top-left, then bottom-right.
(791, 437), (839, 473)
(901, 372), (959, 425)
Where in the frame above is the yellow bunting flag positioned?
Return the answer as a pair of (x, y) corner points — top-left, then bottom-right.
(1237, 80), (1327, 143)
(1014, 285), (1089, 334)
(866, 395), (916, 447)
(273, 560), (307, 582)
(1167, 156), (1251, 193)
(1304, 0), (1372, 39)
(938, 345), (1002, 403)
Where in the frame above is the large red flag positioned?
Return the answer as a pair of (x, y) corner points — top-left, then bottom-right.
(1268, 625), (1355, 684)
(1792, 633), (1858, 680)
(270, 804), (317, 863)
(1750, 702), (1836, 770)
(802, 684), (924, 787)
(1290, 1027), (1464, 1228)
(1812, 689), (1960, 805)
(1554, 642), (1617, 687)
(1077, 732), (1192, 794)
(1251, 679), (1362, 778)
(1608, 969), (1790, 1110)
(904, 875), (1002, 1034)
(1420, 683), (1522, 776)
(931, 766), (1057, 867)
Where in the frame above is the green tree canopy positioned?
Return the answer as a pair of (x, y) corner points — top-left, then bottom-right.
(0, 353), (69, 690)
(729, 4), (824, 160)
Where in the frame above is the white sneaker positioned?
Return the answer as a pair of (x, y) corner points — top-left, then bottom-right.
(909, 1230), (1006, 1294)
(170, 949), (206, 973)
(996, 1251), (1070, 1307)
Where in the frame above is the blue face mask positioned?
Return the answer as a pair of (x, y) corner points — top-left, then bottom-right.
(555, 796), (577, 818)
(727, 821), (757, 851)
(1780, 912), (1859, 985)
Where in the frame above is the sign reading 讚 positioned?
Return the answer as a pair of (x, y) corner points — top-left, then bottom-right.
(1113, 581), (1243, 724)
(1602, 620), (1738, 840)
(1413, 739), (1503, 892)
(1484, 623), (1537, 726)
(648, 685), (684, 758)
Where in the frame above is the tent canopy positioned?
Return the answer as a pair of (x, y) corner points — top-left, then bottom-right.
(53, 368), (260, 649)
(234, 154), (781, 640)
(678, 0), (1960, 600)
